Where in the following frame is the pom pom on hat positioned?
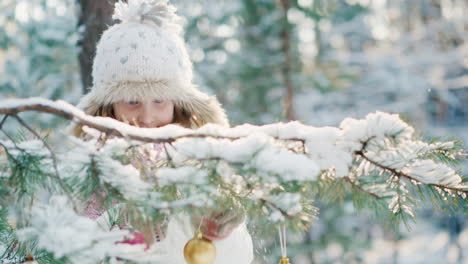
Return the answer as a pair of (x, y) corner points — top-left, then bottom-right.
(113, 0), (182, 33)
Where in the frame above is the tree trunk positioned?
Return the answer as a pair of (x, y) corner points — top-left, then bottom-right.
(77, 0), (120, 94)
(279, 0), (296, 121)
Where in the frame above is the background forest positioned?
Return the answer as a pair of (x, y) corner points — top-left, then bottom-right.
(0, 0), (467, 263)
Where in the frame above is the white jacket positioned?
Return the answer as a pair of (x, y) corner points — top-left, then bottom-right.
(98, 213), (254, 264)
(156, 214), (254, 264)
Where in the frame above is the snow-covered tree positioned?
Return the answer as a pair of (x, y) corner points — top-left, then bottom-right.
(1, 0), (467, 263)
(0, 0), (82, 129)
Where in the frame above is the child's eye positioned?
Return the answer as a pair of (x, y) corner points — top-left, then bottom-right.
(126, 100), (139, 105)
(153, 99), (163, 104)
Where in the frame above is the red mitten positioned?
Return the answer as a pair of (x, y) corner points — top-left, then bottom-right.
(117, 231), (150, 250)
(200, 218), (238, 241)
(192, 207), (246, 241)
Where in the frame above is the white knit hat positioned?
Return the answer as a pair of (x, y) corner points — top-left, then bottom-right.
(77, 0), (228, 128)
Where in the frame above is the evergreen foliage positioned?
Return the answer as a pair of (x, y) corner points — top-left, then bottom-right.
(0, 99), (466, 263)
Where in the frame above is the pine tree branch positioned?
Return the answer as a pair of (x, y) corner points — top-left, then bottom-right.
(343, 176), (382, 199)
(0, 135), (77, 202)
(0, 115), (8, 129)
(1, 240), (18, 260)
(11, 114), (78, 212)
(259, 197), (295, 220)
(0, 102), (74, 120)
(356, 150), (468, 195)
(0, 131), (29, 189)
(0, 100), (305, 146)
(162, 143), (175, 168)
(0, 129), (21, 151)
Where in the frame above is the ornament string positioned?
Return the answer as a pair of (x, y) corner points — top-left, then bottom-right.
(278, 224), (287, 257)
(197, 216), (205, 233)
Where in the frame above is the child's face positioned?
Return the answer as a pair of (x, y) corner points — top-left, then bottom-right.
(113, 99), (174, 128)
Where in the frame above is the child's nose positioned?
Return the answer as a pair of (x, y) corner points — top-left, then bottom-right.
(138, 107), (155, 128)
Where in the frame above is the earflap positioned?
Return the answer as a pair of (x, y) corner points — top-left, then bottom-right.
(178, 96), (230, 128)
(76, 92), (103, 116)
(68, 92), (108, 137)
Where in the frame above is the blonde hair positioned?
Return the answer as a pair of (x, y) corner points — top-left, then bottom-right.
(72, 103), (202, 138)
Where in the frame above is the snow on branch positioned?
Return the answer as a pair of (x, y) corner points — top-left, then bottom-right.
(0, 98), (468, 220)
(16, 196), (129, 264)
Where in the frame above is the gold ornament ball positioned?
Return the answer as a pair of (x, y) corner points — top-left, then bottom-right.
(22, 254), (39, 264)
(22, 261), (39, 264)
(184, 231), (216, 264)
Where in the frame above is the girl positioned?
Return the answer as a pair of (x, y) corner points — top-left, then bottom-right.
(70, 0), (254, 263)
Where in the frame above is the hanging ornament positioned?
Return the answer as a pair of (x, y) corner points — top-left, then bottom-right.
(22, 254), (38, 264)
(278, 224), (291, 264)
(183, 230), (216, 264)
